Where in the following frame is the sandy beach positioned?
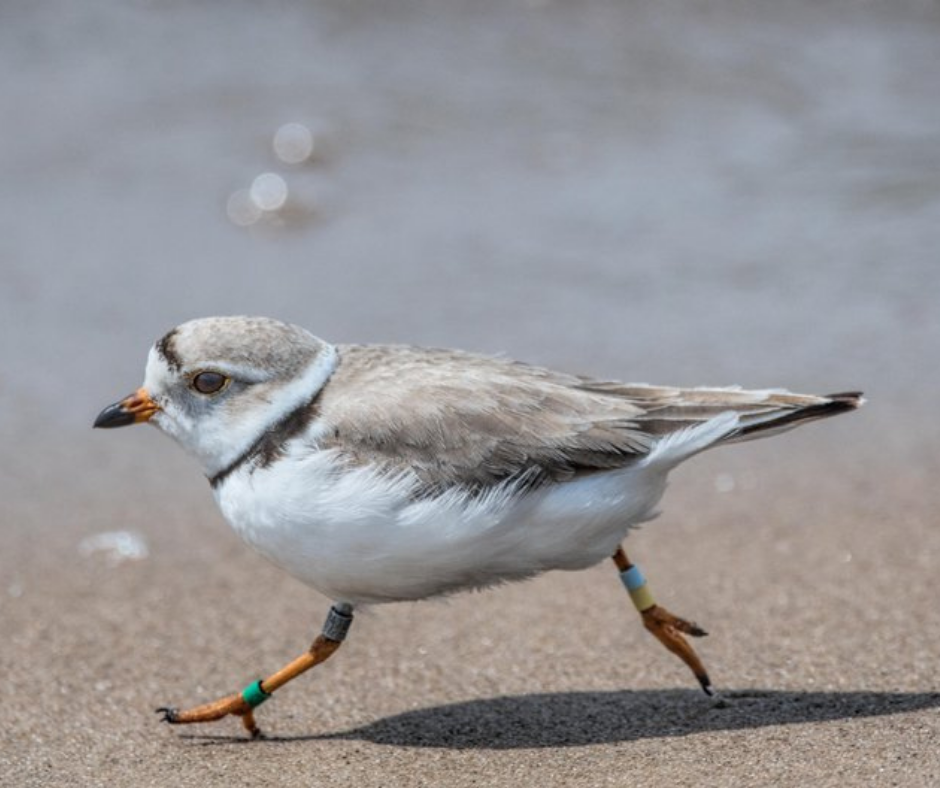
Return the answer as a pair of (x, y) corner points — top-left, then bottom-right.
(2, 1), (939, 785)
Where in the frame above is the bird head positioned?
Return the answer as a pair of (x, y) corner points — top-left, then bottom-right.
(93, 316), (336, 477)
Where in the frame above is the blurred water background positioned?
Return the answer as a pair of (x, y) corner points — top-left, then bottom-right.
(1, 0), (938, 559)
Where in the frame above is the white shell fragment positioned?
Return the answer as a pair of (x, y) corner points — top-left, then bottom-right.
(78, 530), (150, 566)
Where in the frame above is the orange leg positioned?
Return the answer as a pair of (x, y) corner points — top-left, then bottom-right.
(612, 546), (712, 695)
(156, 604), (353, 738)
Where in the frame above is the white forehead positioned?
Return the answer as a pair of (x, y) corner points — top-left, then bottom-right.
(143, 345), (176, 391)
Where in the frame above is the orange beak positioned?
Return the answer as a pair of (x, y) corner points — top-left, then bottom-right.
(93, 387), (160, 428)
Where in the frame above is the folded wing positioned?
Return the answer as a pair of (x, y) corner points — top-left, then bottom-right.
(316, 345), (861, 493)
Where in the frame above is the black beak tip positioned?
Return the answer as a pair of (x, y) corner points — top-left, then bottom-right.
(93, 402), (136, 429)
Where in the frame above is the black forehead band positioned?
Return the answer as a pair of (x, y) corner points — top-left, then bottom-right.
(156, 328), (183, 371)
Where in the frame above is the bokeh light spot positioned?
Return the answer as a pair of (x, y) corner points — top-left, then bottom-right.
(250, 172), (289, 211)
(273, 122), (315, 164)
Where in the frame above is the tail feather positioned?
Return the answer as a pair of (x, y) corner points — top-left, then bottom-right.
(732, 391), (864, 441)
(640, 389), (864, 465)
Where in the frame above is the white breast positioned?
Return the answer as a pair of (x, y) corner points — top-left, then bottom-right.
(214, 443), (671, 606)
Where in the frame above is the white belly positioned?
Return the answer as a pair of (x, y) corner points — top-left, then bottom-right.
(215, 447), (669, 605)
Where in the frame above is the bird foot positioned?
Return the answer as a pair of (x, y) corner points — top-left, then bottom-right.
(640, 604), (713, 695)
(155, 693), (262, 738)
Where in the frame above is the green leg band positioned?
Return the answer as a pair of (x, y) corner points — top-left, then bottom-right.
(241, 679), (271, 708)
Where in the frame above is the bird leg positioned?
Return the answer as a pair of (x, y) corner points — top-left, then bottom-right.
(612, 546), (713, 695)
(156, 604), (353, 738)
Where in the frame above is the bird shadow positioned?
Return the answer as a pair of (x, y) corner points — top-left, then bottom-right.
(180, 688), (940, 749)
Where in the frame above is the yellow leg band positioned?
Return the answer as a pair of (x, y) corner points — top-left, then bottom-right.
(628, 583), (656, 613)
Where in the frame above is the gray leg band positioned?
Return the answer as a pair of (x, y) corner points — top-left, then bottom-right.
(322, 605), (354, 642)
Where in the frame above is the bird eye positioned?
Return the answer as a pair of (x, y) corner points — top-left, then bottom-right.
(191, 371), (229, 395)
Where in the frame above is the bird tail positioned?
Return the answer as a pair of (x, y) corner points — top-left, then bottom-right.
(728, 391), (864, 443)
(642, 390), (864, 468)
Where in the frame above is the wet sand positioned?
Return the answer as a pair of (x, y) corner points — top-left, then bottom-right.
(2, 1), (939, 785)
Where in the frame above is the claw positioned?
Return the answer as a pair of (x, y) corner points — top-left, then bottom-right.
(672, 617), (708, 638)
(155, 706), (179, 724)
(696, 673), (714, 696)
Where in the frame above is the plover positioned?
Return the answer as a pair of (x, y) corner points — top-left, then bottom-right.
(94, 316), (862, 737)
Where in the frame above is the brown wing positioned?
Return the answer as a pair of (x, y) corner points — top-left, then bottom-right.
(315, 345), (653, 492)
(316, 345), (860, 493)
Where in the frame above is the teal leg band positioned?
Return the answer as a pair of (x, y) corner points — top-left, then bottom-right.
(241, 679), (271, 709)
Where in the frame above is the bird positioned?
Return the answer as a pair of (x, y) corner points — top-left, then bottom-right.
(93, 315), (862, 738)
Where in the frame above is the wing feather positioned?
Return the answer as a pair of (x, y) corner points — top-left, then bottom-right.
(314, 345), (853, 492)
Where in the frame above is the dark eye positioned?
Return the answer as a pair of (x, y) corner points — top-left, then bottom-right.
(191, 371), (229, 395)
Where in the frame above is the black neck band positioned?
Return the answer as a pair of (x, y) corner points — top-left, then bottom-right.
(208, 389), (325, 489)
